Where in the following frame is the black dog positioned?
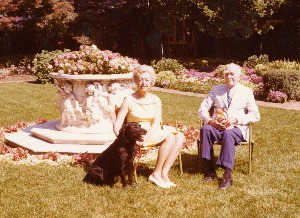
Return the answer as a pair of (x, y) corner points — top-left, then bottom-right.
(83, 122), (147, 188)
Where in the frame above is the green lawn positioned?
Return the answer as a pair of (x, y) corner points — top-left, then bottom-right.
(0, 82), (299, 218)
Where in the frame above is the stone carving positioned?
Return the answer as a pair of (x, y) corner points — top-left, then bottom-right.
(84, 83), (110, 126)
(54, 82), (83, 128)
(51, 73), (134, 133)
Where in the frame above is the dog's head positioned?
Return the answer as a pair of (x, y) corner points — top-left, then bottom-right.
(119, 122), (147, 144)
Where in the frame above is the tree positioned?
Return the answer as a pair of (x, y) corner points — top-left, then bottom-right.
(148, 0), (286, 39)
(0, 0), (77, 52)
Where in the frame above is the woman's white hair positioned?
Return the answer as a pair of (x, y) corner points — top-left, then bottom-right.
(133, 65), (156, 86)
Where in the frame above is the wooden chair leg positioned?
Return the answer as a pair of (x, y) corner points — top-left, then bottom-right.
(248, 142), (253, 174)
(251, 141), (255, 161)
(197, 139), (201, 171)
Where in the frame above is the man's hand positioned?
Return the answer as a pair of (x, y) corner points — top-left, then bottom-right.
(209, 116), (237, 130)
(208, 119), (227, 131)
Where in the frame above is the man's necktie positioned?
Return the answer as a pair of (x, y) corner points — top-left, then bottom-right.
(227, 89), (233, 107)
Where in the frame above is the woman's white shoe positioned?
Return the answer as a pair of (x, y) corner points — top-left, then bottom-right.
(167, 181), (177, 187)
(148, 175), (170, 188)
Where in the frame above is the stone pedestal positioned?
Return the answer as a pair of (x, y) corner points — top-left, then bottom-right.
(4, 121), (112, 154)
(4, 73), (135, 154)
(51, 72), (134, 134)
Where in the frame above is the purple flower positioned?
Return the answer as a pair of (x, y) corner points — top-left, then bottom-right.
(249, 74), (263, 84)
(267, 90), (287, 103)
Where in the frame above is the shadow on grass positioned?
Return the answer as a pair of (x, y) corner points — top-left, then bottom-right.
(27, 80), (39, 84)
(135, 152), (208, 180)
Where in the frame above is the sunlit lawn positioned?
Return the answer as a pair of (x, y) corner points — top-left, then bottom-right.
(0, 82), (299, 217)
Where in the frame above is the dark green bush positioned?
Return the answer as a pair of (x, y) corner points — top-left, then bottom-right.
(33, 49), (70, 84)
(262, 69), (300, 101)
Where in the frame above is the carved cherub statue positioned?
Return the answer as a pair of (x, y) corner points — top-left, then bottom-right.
(60, 83), (83, 127)
(107, 83), (122, 122)
(85, 84), (104, 125)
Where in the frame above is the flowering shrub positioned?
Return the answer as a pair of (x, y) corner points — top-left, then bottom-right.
(157, 63), (269, 100)
(71, 152), (95, 166)
(0, 143), (12, 154)
(50, 45), (140, 75)
(0, 143), (29, 160)
(33, 49), (71, 84)
(11, 147), (29, 161)
(156, 71), (176, 87)
(0, 120), (200, 166)
(267, 90), (287, 103)
(177, 122), (200, 149)
(244, 54), (269, 69)
(151, 58), (184, 75)
(42, 152), (61, 161)
(2, 121), (29, 133)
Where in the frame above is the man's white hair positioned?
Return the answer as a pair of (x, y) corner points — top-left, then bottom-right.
(224, 63), (241, 75)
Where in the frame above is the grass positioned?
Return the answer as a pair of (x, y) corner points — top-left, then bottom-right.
(0, 82), (299, 217)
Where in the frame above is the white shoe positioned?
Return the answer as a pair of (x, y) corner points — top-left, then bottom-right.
(167, 181), (177, 187)
(148, 175), (170, 188)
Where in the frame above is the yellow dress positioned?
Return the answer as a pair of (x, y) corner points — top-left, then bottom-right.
(126, 94), (170, 147)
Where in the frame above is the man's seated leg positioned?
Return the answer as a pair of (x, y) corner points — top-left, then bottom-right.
(201, 125), (221, 182)
(217, 128), (243, 189)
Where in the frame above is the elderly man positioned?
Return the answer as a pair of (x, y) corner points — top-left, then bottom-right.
(198, 63), (260, 190)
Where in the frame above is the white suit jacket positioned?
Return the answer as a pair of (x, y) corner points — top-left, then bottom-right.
(198, 83), (260, 141)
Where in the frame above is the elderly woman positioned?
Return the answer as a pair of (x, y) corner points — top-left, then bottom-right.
(113, 65), (185, 188)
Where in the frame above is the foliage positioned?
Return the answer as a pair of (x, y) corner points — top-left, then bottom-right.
(71, 152), (95, 167)
(0, 0), (296, 57)
(33, 49), (71, 84)
(0, 54), (35, 75)
(151, 58), (184, 75)
(170, 79), (223, 94)
(36, 0), (77, 36)
(51, 45), (140, 75)
(262, 69), (300, 101)
(243, 58), (300, 101)
(151, 0), (286, 39)
(42, 152), (61, 161)
(0, 0), (77, 31)
(0, 143), (28, 160)
(267, 90), (287, 103)
(151, 57), (300, 102)
(244, 54), (270, 69)
(0, 0), (77, 52)
(71, 0), (134, 47)
(267, 59), (300, 71)
(159, 63), (264, 99)
(155, 71), (177, 87)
